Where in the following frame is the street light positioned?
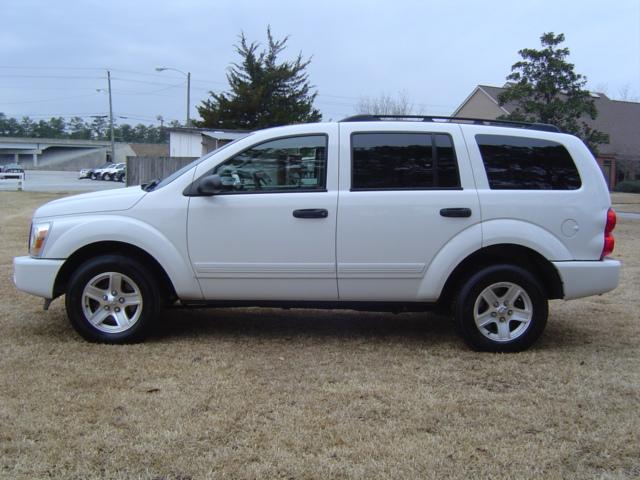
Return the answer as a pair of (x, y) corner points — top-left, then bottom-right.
(96, 69), (116, 164)
(155, 67), (191, 127)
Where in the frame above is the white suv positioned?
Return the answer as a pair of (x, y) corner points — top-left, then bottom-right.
(13, 116), (620, 351)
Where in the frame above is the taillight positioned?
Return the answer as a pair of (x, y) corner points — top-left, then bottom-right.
(601, 208), (616, 259)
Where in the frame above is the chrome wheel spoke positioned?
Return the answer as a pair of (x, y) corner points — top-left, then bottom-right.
(511, 309), (531, 323)
(120, 293), (141, 307)
(108, 273), (123, 293)
(81, 271), (143, 334)
(114, 310), (130, 328)
(473, 281), (533, 343)
(497, 320), (511, 340)
(476, 311), (496, 329)
(88, 308), (111, 326)
(481, 289), (500, 307)
(503, 285), (522, 306)
(84, 285), (106, 302)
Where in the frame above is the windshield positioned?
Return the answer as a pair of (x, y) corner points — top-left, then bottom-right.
(145, 136), (249, 191)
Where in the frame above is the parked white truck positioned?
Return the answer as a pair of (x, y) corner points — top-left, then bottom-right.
(13, 115), (620, 351)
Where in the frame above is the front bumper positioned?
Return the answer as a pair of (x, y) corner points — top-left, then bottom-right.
(13, 256), (64, 299)
(553, 259), (621, 300)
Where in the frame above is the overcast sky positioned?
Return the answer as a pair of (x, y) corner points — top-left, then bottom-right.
(1, 0), (639, 126)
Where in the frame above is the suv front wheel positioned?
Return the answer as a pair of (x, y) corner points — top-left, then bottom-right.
(454, 264), (548, 352)
(65, 255), (160, 343)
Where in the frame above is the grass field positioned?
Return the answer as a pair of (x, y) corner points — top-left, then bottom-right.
(1, 191), (639, 479)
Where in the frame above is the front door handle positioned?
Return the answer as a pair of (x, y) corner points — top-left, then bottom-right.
(440, 208), (472, 218)
(293, 208), (329, 219)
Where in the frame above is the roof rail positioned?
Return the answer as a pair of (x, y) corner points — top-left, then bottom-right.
(339, 114), (560, 133)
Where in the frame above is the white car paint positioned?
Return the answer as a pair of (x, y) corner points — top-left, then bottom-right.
(13, 120), (620, 309)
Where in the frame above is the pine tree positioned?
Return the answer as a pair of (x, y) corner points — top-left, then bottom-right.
(498, 32), (609, 154)
(196, 28), (321, 129)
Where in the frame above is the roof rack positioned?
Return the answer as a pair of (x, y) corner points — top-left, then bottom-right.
(339, 114), (560, 133)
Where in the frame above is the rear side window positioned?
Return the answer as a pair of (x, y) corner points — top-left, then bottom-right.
(476, 134), (581, 190)
(351, 133), (460, 190)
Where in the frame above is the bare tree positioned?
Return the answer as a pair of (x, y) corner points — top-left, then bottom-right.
(592, 82), (638, 102)
(617, 84), (639, 102)
(356, 90), (414, 115)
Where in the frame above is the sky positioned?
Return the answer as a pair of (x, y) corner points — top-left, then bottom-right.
(1, 0), (639, 126)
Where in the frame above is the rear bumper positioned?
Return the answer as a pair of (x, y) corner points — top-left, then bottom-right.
(553, 259), (621, 300)
(13, 256), (64, 299)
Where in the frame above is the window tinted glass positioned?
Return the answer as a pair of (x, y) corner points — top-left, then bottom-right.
(476, 134), (581, 190)
(213, 135), (327, 192)
(351, 133), (460, 190)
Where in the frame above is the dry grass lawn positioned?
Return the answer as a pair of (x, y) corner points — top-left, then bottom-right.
(612, 192), (640, 213)
(1, 191), (639, 479)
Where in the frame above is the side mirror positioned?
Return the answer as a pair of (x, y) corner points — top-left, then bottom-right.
(197, 174), (223, 196)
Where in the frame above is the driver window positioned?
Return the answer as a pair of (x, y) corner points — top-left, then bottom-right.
(213, 135), (327, 193)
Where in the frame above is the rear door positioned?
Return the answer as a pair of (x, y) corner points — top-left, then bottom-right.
(336, 122), (481, 301)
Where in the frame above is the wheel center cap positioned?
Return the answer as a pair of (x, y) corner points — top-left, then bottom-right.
(496, 304), (508, 314)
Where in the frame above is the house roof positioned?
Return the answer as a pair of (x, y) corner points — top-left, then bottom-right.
(467, 85), (640, 157)
(129, 143), (169, 157)
(167, 127), (251, 134)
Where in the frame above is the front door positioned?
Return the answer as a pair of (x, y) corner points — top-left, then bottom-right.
(187, 130), (339, 300)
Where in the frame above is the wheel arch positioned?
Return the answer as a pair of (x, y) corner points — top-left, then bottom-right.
(438, 244), (564, 308)
(53, 241), (177, 303)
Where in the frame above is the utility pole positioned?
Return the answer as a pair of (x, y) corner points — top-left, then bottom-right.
(107, 70), (115, 163)
(186, 71), (191, 127)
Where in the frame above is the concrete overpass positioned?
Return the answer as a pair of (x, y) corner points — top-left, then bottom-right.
(0, 136), (113, 168)
(0, 137), (168, 171)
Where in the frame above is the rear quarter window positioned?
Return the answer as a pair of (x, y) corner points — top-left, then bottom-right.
(476, 134), (581, 190)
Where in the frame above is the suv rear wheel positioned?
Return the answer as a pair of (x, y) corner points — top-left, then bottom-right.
(65, 255), (160, 343)
(454, 264), (548, 352)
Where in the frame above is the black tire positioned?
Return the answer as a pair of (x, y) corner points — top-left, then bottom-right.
(454, 264), (548, 352)
(90, 172), (98, 180)
(102, 173), (110, 181)
(65, 254), (160, 343)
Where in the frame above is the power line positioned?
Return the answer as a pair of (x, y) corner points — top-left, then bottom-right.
(0, 74), (105, 80)
(1, 93), (100, 106)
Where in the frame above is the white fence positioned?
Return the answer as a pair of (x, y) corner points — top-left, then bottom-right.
(0, 172), (25, 191)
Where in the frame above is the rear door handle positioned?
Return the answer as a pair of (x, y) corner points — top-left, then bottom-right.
(293, 208), (328, 219)
(440, 208), (472, 218)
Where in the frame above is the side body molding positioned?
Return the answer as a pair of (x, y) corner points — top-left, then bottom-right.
(44, 215), (203, 300)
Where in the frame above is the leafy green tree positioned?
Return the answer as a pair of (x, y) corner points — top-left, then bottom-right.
(32, 117), (66, 138)
(0, 113), (170, 144)
(0, 113), (22, 136)
(196, 27), (321, 129)
(68, 117), (92, 139)
(89, 116), (109, 140)
(19, 117), (36, 137)
(498, 32), (609, 154)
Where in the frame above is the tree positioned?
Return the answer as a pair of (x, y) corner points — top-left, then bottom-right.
(196, 27), (321, 129)
(356, 91), (414, 116)
(498, 32), (608, 154)
(0, 113), (170, 143)
(68, 117), (92, 139)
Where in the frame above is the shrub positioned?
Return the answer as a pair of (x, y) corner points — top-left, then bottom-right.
(614, 180), (640, 193)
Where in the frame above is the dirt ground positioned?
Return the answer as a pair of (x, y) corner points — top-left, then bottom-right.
(1, 191), (639, 480)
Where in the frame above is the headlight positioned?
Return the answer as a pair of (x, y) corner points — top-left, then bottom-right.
(29, 222), (52, 257)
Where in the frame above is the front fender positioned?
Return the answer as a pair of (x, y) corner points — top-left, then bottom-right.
(43, 215), (203, 300)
